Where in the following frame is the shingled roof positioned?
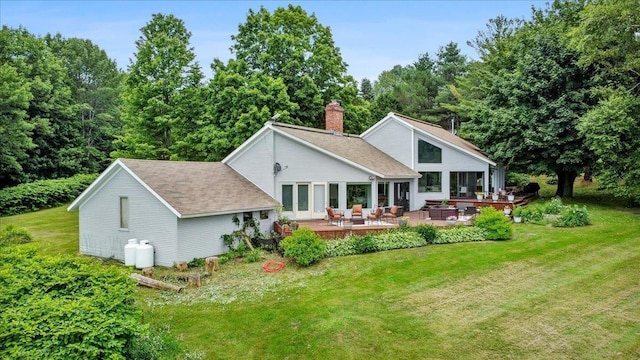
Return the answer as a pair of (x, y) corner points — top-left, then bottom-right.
(271, 122), (420, 178)
(69, 159), (280, 218)
(390, 113), (494, 164)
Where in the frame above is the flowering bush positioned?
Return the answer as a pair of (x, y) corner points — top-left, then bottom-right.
(446, 215), (457, 221)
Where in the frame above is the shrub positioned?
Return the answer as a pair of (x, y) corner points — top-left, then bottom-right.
(410, 224), (438, 243)
(353, 233), (377, 254)
(554, 205), (591, 227)
(324, 231), (427, 258)
(512, 206), (524, 218)
(541, 197), (564, 214)
(187, 257), (206, 268)
(324, 236), (358, 258)
(433, 226), (487, 244)
(474, 206), (513, 240)
(280, 228), (326, 266)
(519, 205), (545, 223)
(0, 174), (98, 216)
(0, 247), (147, 359)
(244, 249), (264, 263)
(0, 224), (33, 246)
(373, 230), (425, 251)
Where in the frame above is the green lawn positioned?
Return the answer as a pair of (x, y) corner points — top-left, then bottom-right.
(2, 181), (639, 359)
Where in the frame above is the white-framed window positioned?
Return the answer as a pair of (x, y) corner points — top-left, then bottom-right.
(282, 184), (293, 211)
(119, 196), (129, 229)
(346, 183), (371, 208)
(329, 183), (339, 208)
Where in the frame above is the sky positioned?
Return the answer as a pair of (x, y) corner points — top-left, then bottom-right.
(1, 0), (547, 82)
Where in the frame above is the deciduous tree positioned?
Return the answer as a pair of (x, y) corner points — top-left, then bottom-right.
(230, 5), (357, 129)
(459, 1), (595, 197)
(114, 13), (206, 160)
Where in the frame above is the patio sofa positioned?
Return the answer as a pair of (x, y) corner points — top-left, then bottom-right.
(428, 206), (457, 220)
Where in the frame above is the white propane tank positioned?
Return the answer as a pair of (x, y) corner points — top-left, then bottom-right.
(135, 240), (154, 269)
(124, 238), (138, 266)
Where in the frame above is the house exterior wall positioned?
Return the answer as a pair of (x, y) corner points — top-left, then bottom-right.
(413, 132), (490, 205)
(176, 214), (237, 262)
(274, 133), (372, 218)
(176, 210), (276, 262)
(225, 131), (276, 197)
(78, 168), (178, 266)
(361, 119), (413, 167)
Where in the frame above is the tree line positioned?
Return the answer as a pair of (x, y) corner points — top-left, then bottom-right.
(1, 1), (638, 204)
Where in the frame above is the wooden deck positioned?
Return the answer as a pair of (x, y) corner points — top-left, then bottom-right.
(289, 210), (473, 240)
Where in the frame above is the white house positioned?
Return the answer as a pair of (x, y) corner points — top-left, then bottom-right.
(69, 101), (503, 265)
(223, 101), (503, 220)
(361, 112), (503, 209)
(67, 159), (280, 266)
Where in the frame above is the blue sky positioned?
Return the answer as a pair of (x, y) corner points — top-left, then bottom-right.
(1, 0), (546, 82)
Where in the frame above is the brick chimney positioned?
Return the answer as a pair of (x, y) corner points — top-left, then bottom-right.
(325, 100), (343, 133)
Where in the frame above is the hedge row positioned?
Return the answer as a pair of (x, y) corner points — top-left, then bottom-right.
(0, 246), (147, 359)
(0, 174), (97, 216)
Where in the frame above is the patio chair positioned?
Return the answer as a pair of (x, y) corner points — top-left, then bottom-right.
(367, 207), (383, 225)
(326, 207), (344, 226)
(351, 204), (363, 219)
(382, 205), (399, 223)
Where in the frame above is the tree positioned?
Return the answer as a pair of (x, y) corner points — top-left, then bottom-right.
(0, 63), (34, 187)
(230, 5), (356, 128)
(570, 0), (640, 203)
(578, 91), (640, 203)
(113, 13), (206, 160)
(359, 78), (374, 101)
(45, 34), (123, 173)
(569, 0), (640, 92)
(199, 59), (298, 161)
(459, 1), (595, 198)
(0, 26), (80, 185)
(466, 15), (522, 61)
(427, 42), (469, 129)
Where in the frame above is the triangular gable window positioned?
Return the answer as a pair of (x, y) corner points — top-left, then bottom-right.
(418, 139), (442, 163)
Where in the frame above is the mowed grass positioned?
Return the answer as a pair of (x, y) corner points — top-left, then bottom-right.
(0, 205), (78, 256)
(2, 180), (639, 359)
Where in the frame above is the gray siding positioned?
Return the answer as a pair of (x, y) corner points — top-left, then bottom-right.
(274, 133), (370, 182)
(176, 214), (237, 262)
(176, 209), (276, 262)
(225, 131), (276, 196)
(273, 133), (371, 218)
(362, 119), (413, 167)
(78, 168), (178, 266)
(413, 133), (490, 205)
